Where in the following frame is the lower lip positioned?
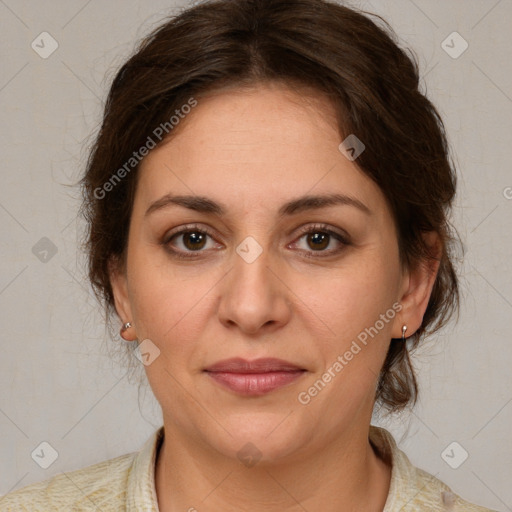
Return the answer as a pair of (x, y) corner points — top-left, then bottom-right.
(205, 370), (305, 396)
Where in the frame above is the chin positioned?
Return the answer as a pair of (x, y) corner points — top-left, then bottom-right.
(206, 414), (309, 466)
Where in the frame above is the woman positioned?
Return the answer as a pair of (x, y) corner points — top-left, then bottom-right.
(0, 0), (498, 510)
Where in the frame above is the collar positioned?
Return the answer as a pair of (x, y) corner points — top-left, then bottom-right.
(125, 424), (407, 511)
(126, 425), (164, 511)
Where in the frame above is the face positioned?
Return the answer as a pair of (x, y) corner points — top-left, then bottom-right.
(111, 82), (435, 464)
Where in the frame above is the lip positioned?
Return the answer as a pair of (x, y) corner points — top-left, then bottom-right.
(204, 358), (306, 396)
(204, 357), (304, 373)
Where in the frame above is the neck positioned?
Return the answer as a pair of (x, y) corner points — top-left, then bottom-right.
(155, 422), (391, 512)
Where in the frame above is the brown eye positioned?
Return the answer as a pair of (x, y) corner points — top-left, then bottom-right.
(180, 231), (208, 251)
(305, 232), (330, 251)
(291, 224), (351, 258)
(162, 224), (220, 259)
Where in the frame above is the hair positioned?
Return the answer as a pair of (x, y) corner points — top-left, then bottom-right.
(79, 0), (461, 414)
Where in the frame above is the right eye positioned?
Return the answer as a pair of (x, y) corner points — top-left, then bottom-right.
(162, 224), (222, 259)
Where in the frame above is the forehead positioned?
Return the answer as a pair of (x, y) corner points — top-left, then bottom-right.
(134, 83), (386, 218)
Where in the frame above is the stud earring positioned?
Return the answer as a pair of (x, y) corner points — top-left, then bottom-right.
(401, 325), (407, 342)
(120, 322), (134, 341)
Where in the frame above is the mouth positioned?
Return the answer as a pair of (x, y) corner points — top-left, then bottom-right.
(203, 357), (307, 396)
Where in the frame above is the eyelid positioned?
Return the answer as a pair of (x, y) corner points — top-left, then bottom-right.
(288, 223), (351, 258)
(293, 223), (350, 242)
(162, 223), (218, 246)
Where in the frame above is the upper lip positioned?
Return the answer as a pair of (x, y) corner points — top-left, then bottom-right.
(204, 357), (305, 373)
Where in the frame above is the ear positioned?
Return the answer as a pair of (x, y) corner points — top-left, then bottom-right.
(392, 231), (442, 339)
(108, 255), (135, 336)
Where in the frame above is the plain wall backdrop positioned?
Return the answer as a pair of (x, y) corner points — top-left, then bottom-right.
(0, 0), (511, 510)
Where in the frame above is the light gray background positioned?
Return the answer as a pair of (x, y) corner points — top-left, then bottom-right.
(0, 0), (510, 510)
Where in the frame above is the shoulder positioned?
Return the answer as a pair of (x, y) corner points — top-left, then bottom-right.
(404, 464), (498, 511)
(369, 425), (499, 512)
(0, 451), (136, 512)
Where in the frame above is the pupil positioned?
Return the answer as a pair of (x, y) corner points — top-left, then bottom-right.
(185, 232), (205, 250)
(309, 232), (328, 250)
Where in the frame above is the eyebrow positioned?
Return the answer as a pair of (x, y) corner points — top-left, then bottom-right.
(144, 192), (371, 218)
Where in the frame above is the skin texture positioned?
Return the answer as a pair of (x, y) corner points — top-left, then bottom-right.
(110, 82), (440, 511)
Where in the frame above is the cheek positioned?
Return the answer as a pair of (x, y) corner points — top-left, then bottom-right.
(126, 248), (222, 360)
(315, 252), (398, 325)
(307, 253), (399, 386)
(126, 248), (184, 336)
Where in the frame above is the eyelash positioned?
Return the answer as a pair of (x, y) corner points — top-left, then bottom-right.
(161, 223), (351, 260)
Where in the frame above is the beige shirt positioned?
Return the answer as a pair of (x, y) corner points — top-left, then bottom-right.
(0, 425), (497, 511)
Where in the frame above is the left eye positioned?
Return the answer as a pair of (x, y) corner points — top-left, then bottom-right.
(294, 230), (343, 252)
(289, 226), (349, 257)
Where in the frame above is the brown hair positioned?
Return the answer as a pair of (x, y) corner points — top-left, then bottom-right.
(79, 0), (460, 414)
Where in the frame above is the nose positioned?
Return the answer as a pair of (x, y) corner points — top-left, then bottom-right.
(217, 242), (292, 335)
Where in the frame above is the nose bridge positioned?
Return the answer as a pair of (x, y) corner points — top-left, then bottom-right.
(232, 234), (275, 304)
(218, 233), (290, 333)
(235, 236), (272, 290)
